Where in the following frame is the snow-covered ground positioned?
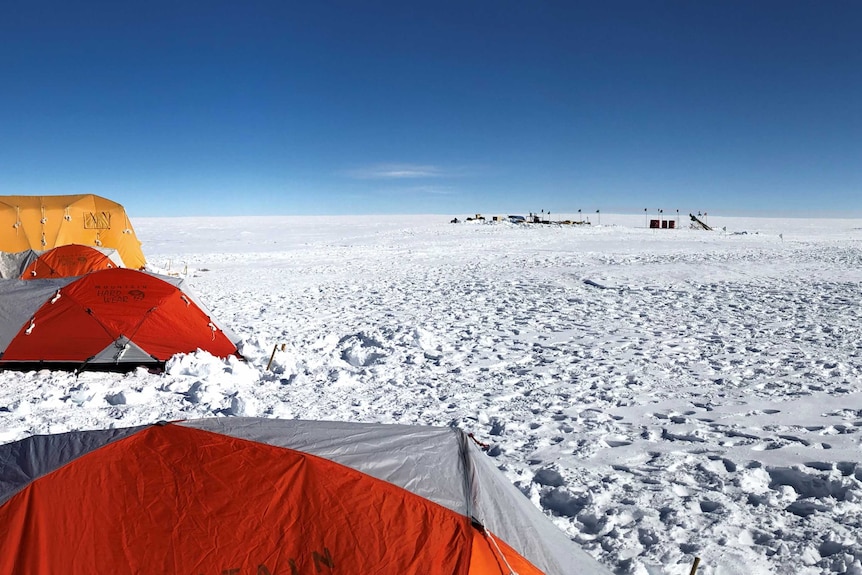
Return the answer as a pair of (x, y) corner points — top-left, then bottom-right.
(2, 213), (862, 574)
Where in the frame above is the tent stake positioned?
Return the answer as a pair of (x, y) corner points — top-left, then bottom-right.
(266, 343), (286, 371)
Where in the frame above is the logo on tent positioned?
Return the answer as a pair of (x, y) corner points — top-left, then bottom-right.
(95, 282), (151, 303)
(84, 211), (112, 229)
(97, 288), (132, 303)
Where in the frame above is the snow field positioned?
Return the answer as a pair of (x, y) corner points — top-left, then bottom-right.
(2, 214), (862, 574)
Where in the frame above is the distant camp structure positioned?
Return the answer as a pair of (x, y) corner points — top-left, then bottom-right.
(0, 244), (124, 280)
(0, 194), (146, 269)
(689, 213), (712, 230)
(0, 267), (241, 370)
(454, 210), (714, 229)
(455, 212), (591, 225)
(649, 218), (676, 229)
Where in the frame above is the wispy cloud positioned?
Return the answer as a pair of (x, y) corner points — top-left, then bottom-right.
(346, 163), (445, 180)
(394, 185), (454, 196)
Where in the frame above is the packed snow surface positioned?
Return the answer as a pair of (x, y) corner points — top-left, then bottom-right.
(2, 213), (862, 574)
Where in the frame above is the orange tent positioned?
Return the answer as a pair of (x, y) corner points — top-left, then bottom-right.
(19, 244), (124, 279)
(0, 267), (240, 368)
(0, 194), (146, 269)
(0, 418), (609, 575)
(0, 245), (124, 280)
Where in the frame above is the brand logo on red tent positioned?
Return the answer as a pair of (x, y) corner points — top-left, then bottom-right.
(94, 282), (150, 304)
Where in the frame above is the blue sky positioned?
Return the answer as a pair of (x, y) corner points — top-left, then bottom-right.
(1, 1), (859, 217)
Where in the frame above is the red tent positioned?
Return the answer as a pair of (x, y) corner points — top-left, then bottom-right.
(0, 418), (609, 574)
(0, 267), (240, 368)
(20, 244), (124, 279)
(0, 245), (124, 280)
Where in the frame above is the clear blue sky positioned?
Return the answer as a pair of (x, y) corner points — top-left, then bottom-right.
(2, 1), (859, 217)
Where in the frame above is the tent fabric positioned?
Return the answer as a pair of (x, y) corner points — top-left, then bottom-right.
(0, 419), (609, 575)
(0, 245), (124, 280)
(0, 251), (37, 280)
(0, 194), (146, 269)
(0, 278), (68, 352)
(0, 425), (148, 507)
(182, 418), (601, 575)
(20, 244), (124, 279)
(0, 268), (240, 366)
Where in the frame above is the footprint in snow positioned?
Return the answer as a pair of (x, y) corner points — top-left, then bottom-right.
(338, 333), (387, 367)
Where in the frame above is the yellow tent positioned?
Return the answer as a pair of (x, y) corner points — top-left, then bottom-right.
(0, 194), (146, 269)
